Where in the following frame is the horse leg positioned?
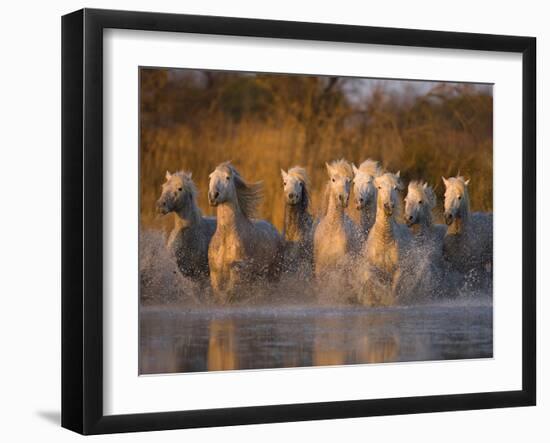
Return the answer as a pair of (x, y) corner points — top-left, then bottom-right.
(209, 268), (228, 304)
(390, 268), (402, 305)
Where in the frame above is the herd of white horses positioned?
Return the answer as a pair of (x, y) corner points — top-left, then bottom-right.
(155, 159), (493, 305)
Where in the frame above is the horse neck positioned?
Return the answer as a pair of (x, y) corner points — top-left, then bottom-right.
(325, 192), (345, 226)
(373, 206), (397, 246)
(360, 205), (376, 231)
(411, 209), (433, 237)
(284, 200), (311, 241)
(174, 200), (201, 229)
(447, 201), (470, 235)
(215, 199), (248, 234)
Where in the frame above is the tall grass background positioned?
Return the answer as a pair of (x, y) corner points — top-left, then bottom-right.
(140, 68), (492, 232)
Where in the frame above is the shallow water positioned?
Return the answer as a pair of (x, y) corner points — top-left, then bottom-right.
(139, 302), (492, 374)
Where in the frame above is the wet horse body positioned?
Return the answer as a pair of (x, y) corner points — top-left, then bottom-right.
(313, 160), (361, 280)
(157, 171), (216, 283)
(281, 167), (315, 277)
(359, 172), (411, 305)
(403, 181), (446, 299)
(167, 214), (216, 280)
(208, 162), (282, 302)
(352, 159), (382, 238)
(442, 176), (493, 278)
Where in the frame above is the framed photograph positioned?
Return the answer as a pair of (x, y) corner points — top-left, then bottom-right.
(62, 8), (536, 435)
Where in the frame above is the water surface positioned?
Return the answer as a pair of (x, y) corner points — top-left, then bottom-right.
(139, 302), (493, 374)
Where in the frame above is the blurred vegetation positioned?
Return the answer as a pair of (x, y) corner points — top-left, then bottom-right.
(140, 68), (492, 232)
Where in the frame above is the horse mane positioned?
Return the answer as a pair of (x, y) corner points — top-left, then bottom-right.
(288, 166), (310, 210)
(329, 158), (354, 178)
(320, 183), (331, 217)
(358, 159), (382, 177)
(218, 161), (263, 220)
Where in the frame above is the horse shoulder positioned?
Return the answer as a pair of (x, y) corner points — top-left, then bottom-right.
(313, 217), (328, 245)
(253, 219), (281, 240)
(429, 224), (447, 258)
(471, 213), (493, 237)
(203, 216), (217, 234)
(433, 224), (447, 242)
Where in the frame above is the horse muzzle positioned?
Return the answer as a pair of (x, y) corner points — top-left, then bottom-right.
(208, 191), (220, 206)
(286, 194), (299, 205)
(444, 212), (455, 225)
(156, 201), (169, 215)
(338, 194), (349, 208)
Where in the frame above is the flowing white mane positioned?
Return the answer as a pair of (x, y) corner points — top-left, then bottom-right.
(328, 158), (354, 178)
(215, 161), (263, 220)
(357, 159), (382, 178)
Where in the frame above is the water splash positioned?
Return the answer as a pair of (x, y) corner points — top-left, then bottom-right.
(139, 229), (491, 307)
(139, 230), (201, 305)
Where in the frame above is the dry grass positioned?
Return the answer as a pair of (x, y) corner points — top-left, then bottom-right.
(140, 69), (492, 232)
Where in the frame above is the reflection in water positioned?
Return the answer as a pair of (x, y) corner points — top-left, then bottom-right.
(139, 304), (492, 375)
(208, 319), (238, 371)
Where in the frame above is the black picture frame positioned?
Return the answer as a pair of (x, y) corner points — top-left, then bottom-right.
(62, 8), (536, 435)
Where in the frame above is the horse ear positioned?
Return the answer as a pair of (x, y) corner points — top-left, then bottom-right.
(352, 164), (359, 175)
(165, 170), (172, 180)
(442, 176), (449, 187)
(423, 182), (428, 189)
(464, 178), (470, 186)
(325, 162), (332, 174)
(395, 170), (401, 178)
(280, 169), (288, 179)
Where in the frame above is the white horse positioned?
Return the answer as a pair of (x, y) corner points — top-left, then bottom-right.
(404, 181), (446, 246)
(403, 181), (446, 299)
(358, 171), (411, 305)
(352, 159), (382, 236)
(208, 162), (282, 303)
(281, 166), (315, 277)
(442, 176), (493, 279)
(156, 170), (216, 283)
(313, 159), (361, 282)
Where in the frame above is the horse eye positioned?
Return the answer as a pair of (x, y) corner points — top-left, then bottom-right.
(299, 182), (303, 187)
(178, 187), (182, 192)
(377, 186), (381, 190)
(419, 200), (423, 204)
(226, 176), (230, 180)
(458, 195), (462, 200)
(283, 181), (287, 186)
(331, 178), (335, 183)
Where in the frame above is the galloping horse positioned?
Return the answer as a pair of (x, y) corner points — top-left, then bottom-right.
(281, 166), (315, 278)
(359, 171), (411, 305)
(208, 162), (282, 302)
(352, 159), (382, 236)
(156, 170), (216, 283)
(442, 176), (493, 278)
(313, 159), (361, 281)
